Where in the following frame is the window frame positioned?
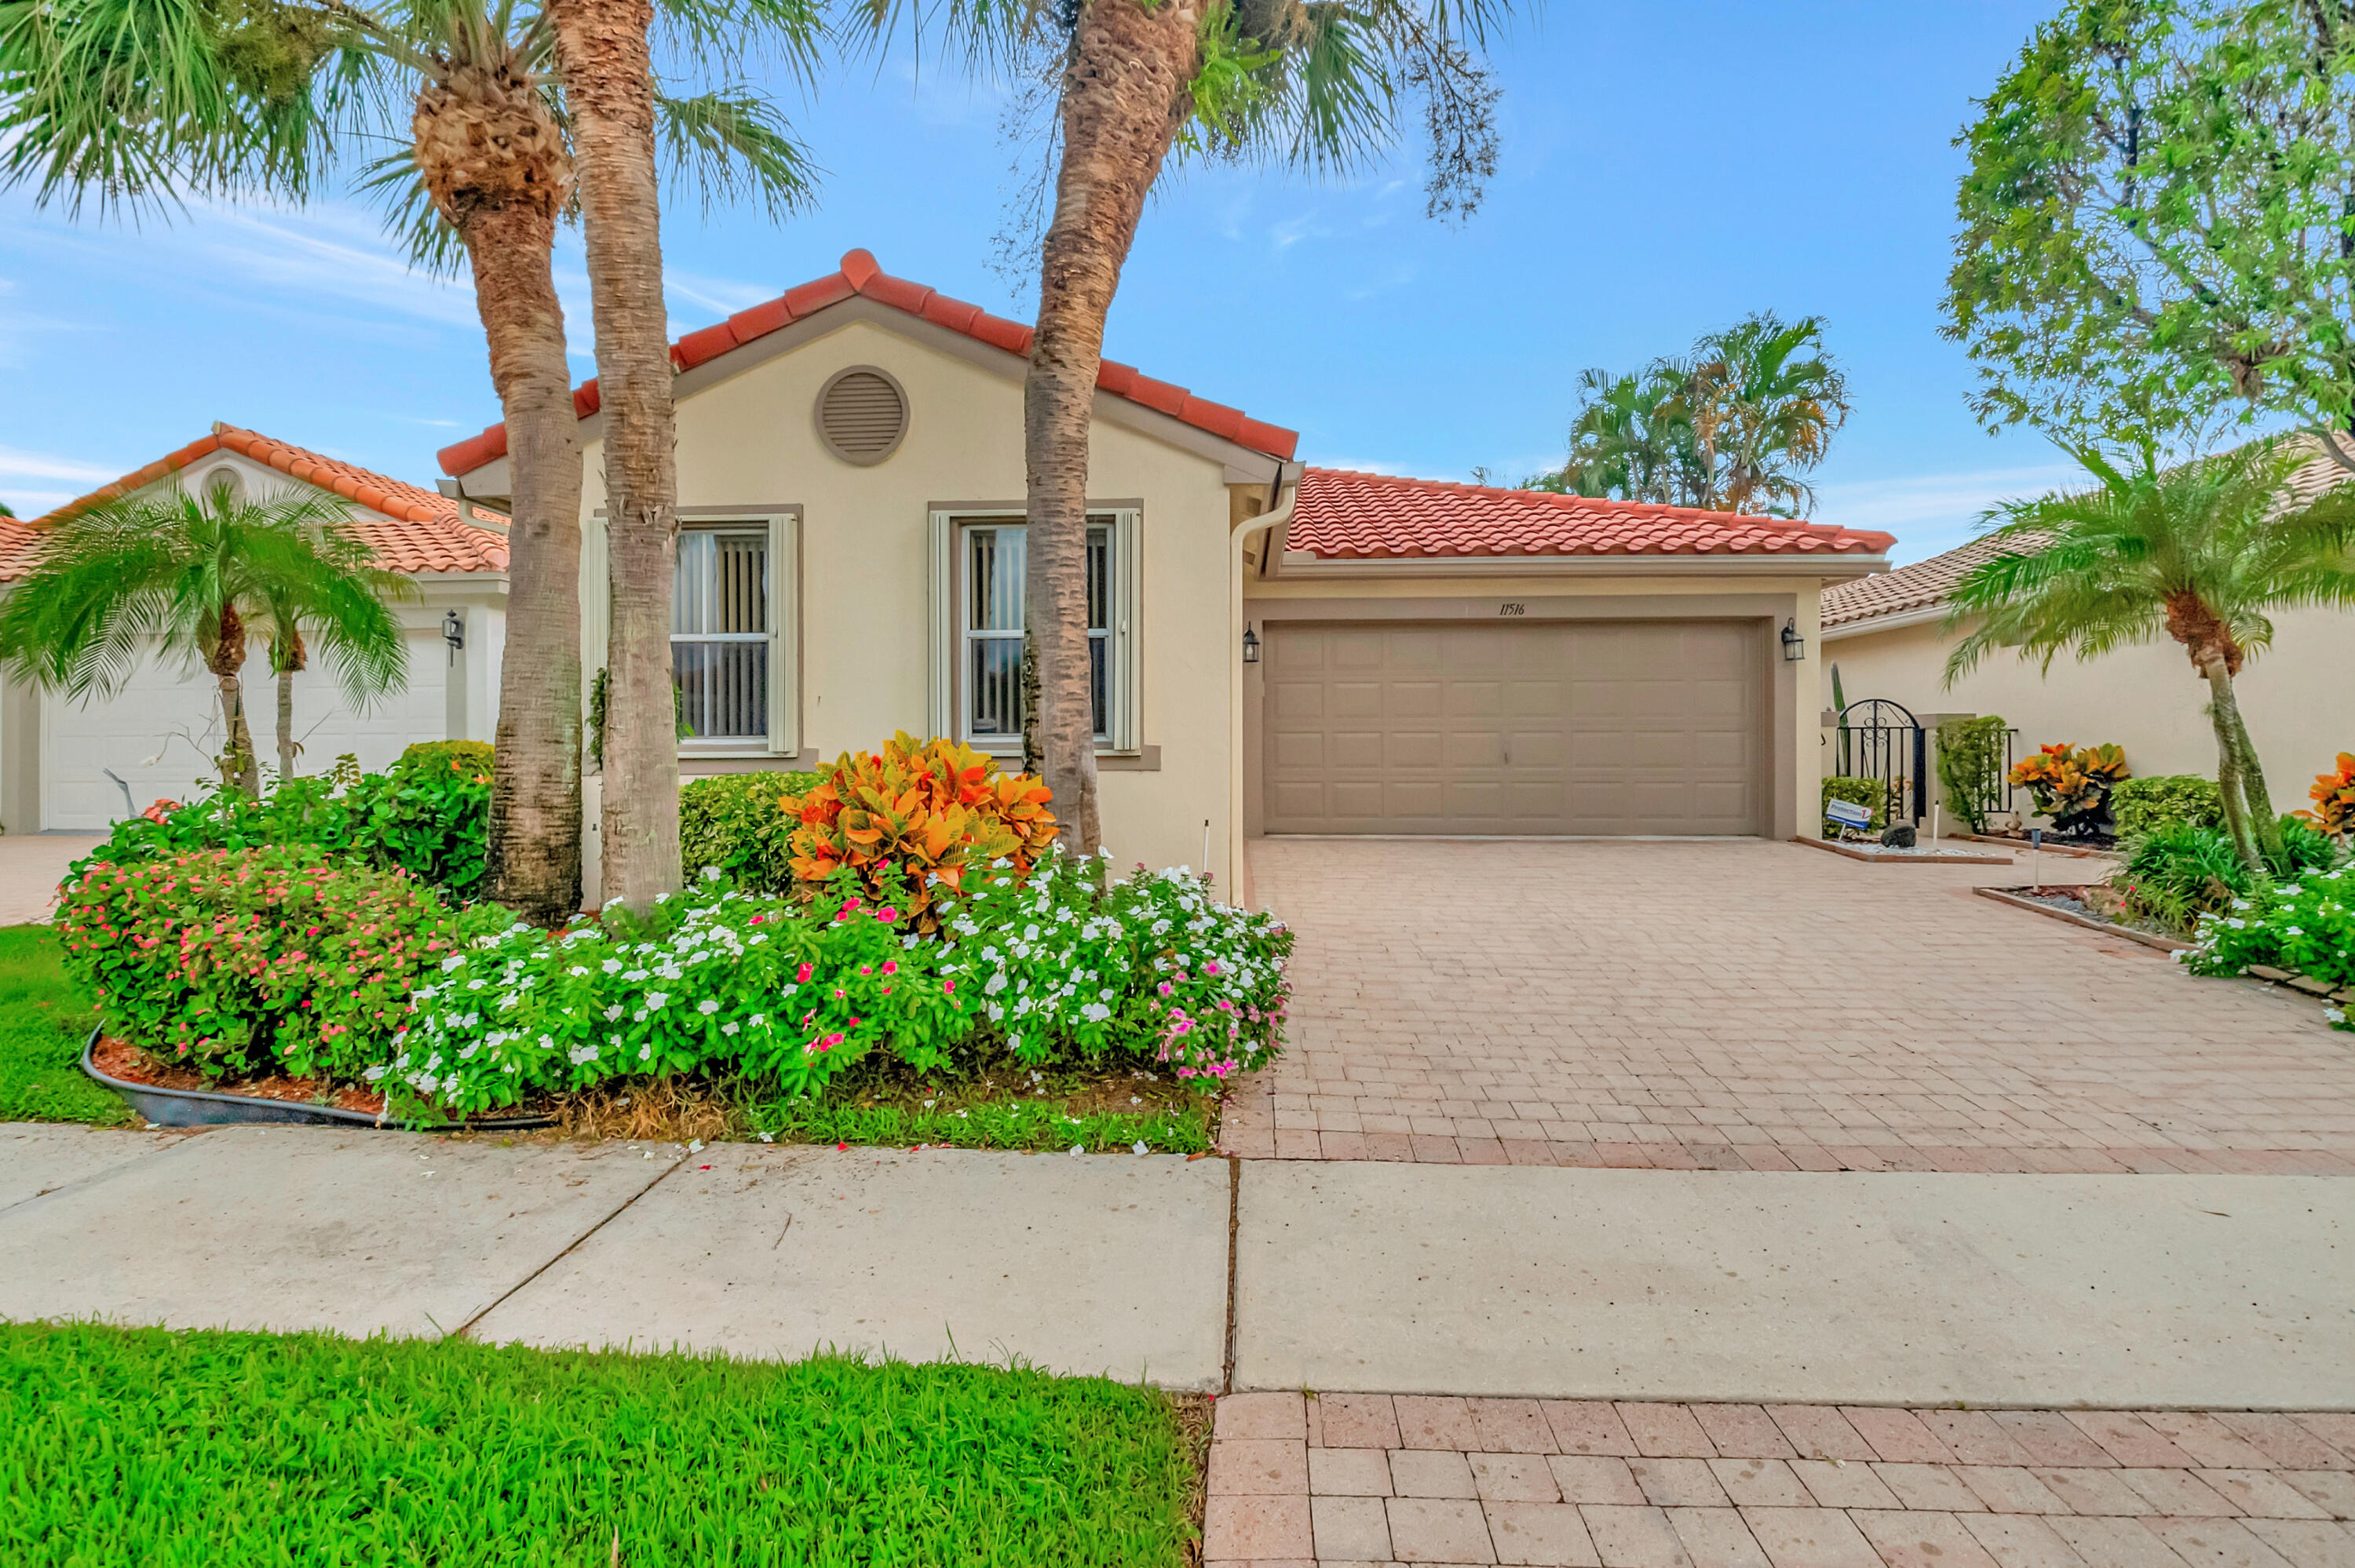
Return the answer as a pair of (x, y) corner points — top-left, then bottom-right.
(929, 506), (1139, 756)
(666, 510), (800, 757)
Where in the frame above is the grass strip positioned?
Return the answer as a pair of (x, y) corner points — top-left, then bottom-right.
(0, 924), (128, 1125)
(753, 1094), (1214, 1154)
(0, 1322), (1203, 1566)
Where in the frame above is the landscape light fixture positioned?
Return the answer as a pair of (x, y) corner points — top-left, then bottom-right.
(442, 610), (466, 665)
(1780, 619), (1806, 662)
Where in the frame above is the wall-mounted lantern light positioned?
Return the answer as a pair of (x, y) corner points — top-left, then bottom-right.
(442, 610), (466, 666)
(1780, 618), (1806, 662)
(1241, 625), (1261, 665)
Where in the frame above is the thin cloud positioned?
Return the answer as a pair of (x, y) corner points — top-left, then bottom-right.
(0, 445), (121, 486)
(1812, 462), (2085, 565)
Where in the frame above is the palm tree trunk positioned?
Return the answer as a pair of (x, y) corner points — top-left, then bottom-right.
(547, 0), (682, 909)
(416, 61), (587, 926)
(209, 603), (259, 798)
(276, 665), (295, 782)
(466, 206), (586, 924)
(1024, 0), (1205, 852)
(2221, 689), (2285, 862)
(2203, 658), (2261, 870)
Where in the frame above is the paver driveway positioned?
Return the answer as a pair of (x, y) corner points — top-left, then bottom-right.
(1221, 839), (2355, 1174)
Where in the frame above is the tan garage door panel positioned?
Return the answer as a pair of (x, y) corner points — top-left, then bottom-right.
(1264, 621), (1765, 835)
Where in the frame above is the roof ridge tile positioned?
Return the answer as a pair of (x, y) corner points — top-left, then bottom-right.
(436, 247), (1298, 476)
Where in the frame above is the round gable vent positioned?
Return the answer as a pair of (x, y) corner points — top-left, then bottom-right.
(816, 366), (908, 465)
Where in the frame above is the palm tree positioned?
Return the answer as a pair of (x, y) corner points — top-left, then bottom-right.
(861, 0), (1510, 855)
(1531, 363), (1699, 505)
(1944, 436), (2355, 869)
(0, 481), (413, 797)
(0, 0), (812, 921)
(1686, 312), (1849, 517)
(252, 530), (418, 780)
(1532, 314), (1849, 516)
(539, 0), (818, 910)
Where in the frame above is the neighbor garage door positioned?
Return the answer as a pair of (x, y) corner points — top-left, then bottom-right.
(1262, 621), (1766, 835)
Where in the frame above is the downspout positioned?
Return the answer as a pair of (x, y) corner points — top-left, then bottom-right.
(1227, 461), (1303, 903)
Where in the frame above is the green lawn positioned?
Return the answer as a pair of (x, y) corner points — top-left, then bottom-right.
(0, 1322), (1206, 1566)
(0, 924), (127, 1126)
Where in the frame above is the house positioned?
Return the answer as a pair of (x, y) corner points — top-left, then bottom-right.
(1821, 438), (2355, 801)
(439, 250), (1895, 890)
(0, 425), (513, 830)
(5, 248), (1898, 889)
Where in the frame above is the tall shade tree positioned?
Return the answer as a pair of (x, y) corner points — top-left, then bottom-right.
(1943, 436), (2355, 869)
(1530, 313), (1849, 516)
(864, 0), (1508, 855)
(0, 0), (814, 921)
(541, 0), (818, 910)
(0, 483), (414, 797)
(1947, 0), (2355, 468)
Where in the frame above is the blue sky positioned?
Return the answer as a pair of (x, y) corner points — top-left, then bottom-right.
(0, 1), (2079, 563)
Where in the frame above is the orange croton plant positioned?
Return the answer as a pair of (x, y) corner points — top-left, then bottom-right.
(779, 733), (1059, 928)
(2297, 753), (2355, 837)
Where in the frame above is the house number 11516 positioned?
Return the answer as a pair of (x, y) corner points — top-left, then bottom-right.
(1499, 602), (1527, 616)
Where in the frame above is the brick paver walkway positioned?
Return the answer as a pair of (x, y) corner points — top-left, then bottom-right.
(1221, 840), (2355, 1174)
(1205, 1392), (2355, 1567)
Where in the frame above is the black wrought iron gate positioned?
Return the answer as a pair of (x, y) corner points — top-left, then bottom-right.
(1832, 698), (1927, 826)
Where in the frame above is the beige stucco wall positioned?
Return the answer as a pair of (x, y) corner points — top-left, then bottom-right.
(575, 315), (1241, 881)
(1240, 569), (1838, 842)
(1824, 606), (2355, 799)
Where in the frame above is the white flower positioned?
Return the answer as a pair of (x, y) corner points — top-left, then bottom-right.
(702, 866), (724, 881)
(440, 955), (466, 974)
(750, 1013), (765, 1028)
(1070, 1144), (1084, 1157)
(646, 991), (670, 1009)
(721, 1021), (739, 1036)
(1132, 1140), (1148, 1155)
(697, 998), (721, 1016)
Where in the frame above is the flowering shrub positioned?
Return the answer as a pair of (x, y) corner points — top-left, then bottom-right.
(780, 734), (1057, 928)
(2009, 742), (2130, 836)
(55, 847), (506, 1081)
(390, 854), (1296, 1114)
(73, 753), (491, 900)
(2181, 863), (2355, 1029)
(384, 877), (973, 1116)
(2297, 753), (2355, 838)
(936, 849), (1293, 1080)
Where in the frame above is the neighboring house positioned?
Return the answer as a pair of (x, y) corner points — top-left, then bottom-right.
(1821, 439), (2355, 800)
(440, 250), (1895, 890)
(0, 425), (512, 831)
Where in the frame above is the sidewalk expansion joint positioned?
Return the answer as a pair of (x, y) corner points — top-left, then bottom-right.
(451, 1148), (688, 1343)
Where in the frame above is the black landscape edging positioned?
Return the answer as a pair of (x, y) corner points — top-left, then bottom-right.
(81, 1030), (552, 1132)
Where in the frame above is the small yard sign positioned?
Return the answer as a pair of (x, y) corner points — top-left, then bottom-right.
(1825, 799), (1874, 830)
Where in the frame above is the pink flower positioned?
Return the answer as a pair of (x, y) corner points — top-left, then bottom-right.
(795, 963), (813, 983)
(876, 906), (900, 922)
(881, 960), (897, 975)
(943, 979), (956, 994)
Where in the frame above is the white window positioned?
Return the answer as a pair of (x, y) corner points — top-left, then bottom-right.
(670, 516), (797, 753)
(931, 509), (1137, 753)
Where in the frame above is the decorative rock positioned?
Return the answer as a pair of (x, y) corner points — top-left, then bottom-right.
(2248, 965), (2295, 983)
(2288, 975), (2336, 997)
(1880, 824), (1918, 848)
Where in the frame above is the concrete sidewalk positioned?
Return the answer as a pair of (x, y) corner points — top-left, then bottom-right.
(1234, 1161), (2355, 1409)
(7, 1124), (2355, 1409)
(0, 1125), (1232, 1387)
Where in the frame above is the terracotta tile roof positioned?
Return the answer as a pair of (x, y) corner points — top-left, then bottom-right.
(1819, 531), (2028, 629)
(437, 248), (1300, 476)
(1820, 433), (2353, 629)
(1287, 468), (1897, 560)
(10, 425), (511, 581)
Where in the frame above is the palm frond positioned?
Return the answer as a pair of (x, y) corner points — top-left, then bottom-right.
(652, 83), (819, 221)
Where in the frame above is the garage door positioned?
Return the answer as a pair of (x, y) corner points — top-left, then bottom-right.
(1262, 621), (1766, 835)
(43, 632), (452, 829)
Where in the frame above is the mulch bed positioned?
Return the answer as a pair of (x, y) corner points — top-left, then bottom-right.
(90, 1035), (389, 1116)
